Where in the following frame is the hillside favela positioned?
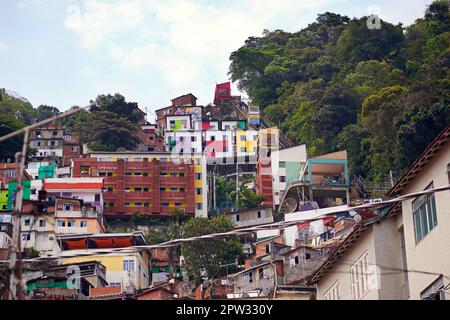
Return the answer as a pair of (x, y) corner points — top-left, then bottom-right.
(0, 0), (449, 303)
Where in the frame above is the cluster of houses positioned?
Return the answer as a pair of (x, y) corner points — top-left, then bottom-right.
(0, 82), (449, 300)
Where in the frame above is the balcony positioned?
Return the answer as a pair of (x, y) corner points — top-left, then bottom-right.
(96, 162), (119, 170)
(125, 192), (152, 200)
(55, 226), (88, 234)
(160, 192), (186, 199)
(125, 162), (153, 170)
(103, 192), (116, 200)
(159, 176), (186, 184)
(125, 176), (153, 184)
(104, 207), (153, 215)
(55, 210), (99, 219)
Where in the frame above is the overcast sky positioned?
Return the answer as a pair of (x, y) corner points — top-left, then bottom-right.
(0, 0), (433, 119)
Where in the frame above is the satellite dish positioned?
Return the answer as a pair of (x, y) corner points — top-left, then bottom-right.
(353, 214), (362, 223)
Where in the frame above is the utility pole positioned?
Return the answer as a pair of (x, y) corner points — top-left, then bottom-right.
(8, 129), (29, 300)
(235, 160), (239, 211)
(0, 106), (85, 300)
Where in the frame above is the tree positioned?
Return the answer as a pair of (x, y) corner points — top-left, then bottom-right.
(35, 105), (60, 122)
(76, 111), (140, 151)
(0, 113), (25, 162)
(395, 101), (450, 169)
(237, 186), (265, 209)
(88, 93), (144, 123)
(145, 208), (185, 278)
(181, 215), (242, 284)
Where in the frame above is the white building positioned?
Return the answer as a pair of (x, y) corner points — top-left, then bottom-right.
(270, 144), (308, 207)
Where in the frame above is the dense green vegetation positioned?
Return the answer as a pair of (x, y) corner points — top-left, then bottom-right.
(180, 215), (242, 284)
(229, 1), (450, 181)
(0, 90), (143, 155)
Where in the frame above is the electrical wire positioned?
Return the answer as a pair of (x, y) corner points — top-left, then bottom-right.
(0, 184), (448, 263)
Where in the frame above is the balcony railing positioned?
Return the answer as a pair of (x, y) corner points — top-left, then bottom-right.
(159, 176), (186, 184)
(160, 192), (187, 199)
(125, 176), (153, 184)
(125, 191), (152, 200)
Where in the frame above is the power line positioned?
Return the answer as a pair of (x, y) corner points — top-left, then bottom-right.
(0, 184), (448, 263)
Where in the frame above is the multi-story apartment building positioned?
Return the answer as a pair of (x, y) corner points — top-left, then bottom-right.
(62, 131), (83, 167)
(17, 196), (105, 257)
(43, 177), (104, 215)
(72, 152), (208, 217)
(137, 124), (165, 152)
(54, 197), (105, 235)
(29, 124), (64, 162)
(29, 124), (83, 166)
(59, 232), (150, 291)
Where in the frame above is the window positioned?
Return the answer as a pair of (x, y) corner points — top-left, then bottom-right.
(67, 220), (76, 227)
(39, 219), (46, 228)
(125, 202), (130, 207)
(80, 221), (88, 228)
(191, 136), (196, 142)
(350, 251), (369, 300)
(135, 202), (143, 207)
(53, 130), (58, 136)
(24, 219), (31, 226)
(243, 271), (253, 284)
(195, 173), (202, 180)
(265, 244), (271, 254)
(95, 194), (101, 202)
(160, 187), (166, 192)
(324, 281), (340, 300)
(98, 172), (106, 177)
(108, 202), (115, 208)
(70, 146), (78, 152)
(420, 276), (445, 300)
(135, 187), (142, 192)
(135, 172), (142, 176)
(196, 188), (202, 195)
(289, 254), (299, 268)
(143, 187), (149, 192)
(235, 215), (240, 222)
(279, 161), (286, 168)
(174, 203), (182, 207)
(447, 163), (450, 184)
(110, 282), (121, 287)
(196, 203), (203, 210)
(31, 189), (37, 195)
(57, 220), (66, 227)
(240, 135), (246, 141)
(144, 202), (150, 207)
(240, 147), (246, 152)
(179, 172), (185, 177)
(413, 183), (438, 243)
(210, 136), (215, 141)
(64, 204), (73, 211)
(107, 172), (113, 177)
(257, 211), (262, 219)
(279, 176), (286, 182)
(259, 267), (269, 279)
(22, 233), (31, 241)
(162, 202), (169, 208)
(125, 172), (132, 176)
(180, 187), (185, 192)
(123, 260), (134, 272)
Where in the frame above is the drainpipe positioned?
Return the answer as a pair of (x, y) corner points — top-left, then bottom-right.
(269, 259), (278, 299)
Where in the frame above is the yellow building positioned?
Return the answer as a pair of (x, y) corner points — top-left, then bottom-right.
(58, 232), (150, 290)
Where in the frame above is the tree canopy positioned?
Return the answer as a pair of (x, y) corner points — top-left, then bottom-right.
(229, 1), (450, 181)
(181, 215), (243, 284)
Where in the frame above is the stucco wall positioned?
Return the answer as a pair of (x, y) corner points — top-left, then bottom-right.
(399, 142), (450, 300)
